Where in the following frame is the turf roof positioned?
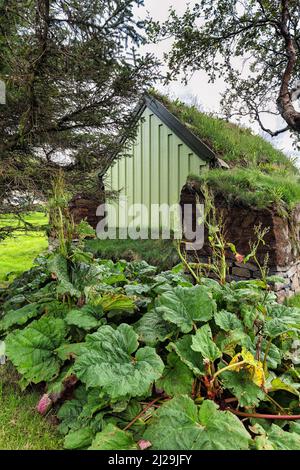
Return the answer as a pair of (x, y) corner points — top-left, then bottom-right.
(150, 91), (300, 210)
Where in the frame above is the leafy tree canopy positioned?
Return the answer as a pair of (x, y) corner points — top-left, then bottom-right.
(0, 0), (158, 217)
(151, 0), (300, 143)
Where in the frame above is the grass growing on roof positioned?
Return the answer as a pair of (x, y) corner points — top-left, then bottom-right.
(151, 91), (297, 171)
(189, 168), (300, 210)
(149, 91), (300, 210)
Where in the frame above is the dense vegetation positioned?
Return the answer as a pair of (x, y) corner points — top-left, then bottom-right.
(1, 245), (300, 450)
(151, 1), (300, 138)
(189, 169), (300, 211)
(0, 0), (157, 222)
(85, 237), (179, 272)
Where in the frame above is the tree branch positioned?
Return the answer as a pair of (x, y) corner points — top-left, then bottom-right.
(276, 0), (300, 131)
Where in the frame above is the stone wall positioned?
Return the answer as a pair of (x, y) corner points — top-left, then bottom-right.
(180, 179), (300, 302)
(69, 193), (103, 229)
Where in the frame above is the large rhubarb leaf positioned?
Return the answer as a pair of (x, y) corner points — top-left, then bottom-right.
(86, 290), (135, 313)
(253, 424), (300, 450)
(74, 323), (164, 399)
(57, 386), (88, 434)
(167, 335), (205, 376)
(134, 309), (177, 346)
(5, 316), (67, 387)
(55, 343), (86, 361)
(191, 324), (222, 362)
(65, 305), (105, 331)
(47, 253), (81, 298)
(156, 352), (194, 396)
(89, 424), (137, 450)
(156, 285), (214, 333)
(143, 396), (250, 450)
(64, 427), (94, 450)
(220, 370), (266, 407)
(0, 303), (40, 332)
(214, 310), (243, 332)
(264, 317), (298, 338)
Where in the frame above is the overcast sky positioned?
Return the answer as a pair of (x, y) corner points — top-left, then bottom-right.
(135, 0), (300, 164)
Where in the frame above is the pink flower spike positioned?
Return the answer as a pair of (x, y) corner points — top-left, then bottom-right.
(138, 439), (152, 450)
(235, 253), (245, 264)
(36, 394), (52, 415)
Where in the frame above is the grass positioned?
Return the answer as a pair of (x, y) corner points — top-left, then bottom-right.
(152, 91), (296, 170)
(286, 293), (300, 308)
(85, 236), (180, 271)
(188, 168), (300, 210)
(0, 364), (63, 450)
(152, 91), (300, 210)
(0, 213), (62, 449)
(0, 212), (48, 284)
(0, 215), (179, 450)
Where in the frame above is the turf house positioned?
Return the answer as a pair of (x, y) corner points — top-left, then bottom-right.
(69, 92), (300, 301)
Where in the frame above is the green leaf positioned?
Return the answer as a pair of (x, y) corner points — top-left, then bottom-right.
(214, 310), (243, 332)
(220, 370), (266, 407)
(47, 364), (75, 395)
(156, 352), (194, 396)
(168, 335), (205, 376)
(218, 329), (251, 357)
(5, 316), (67, 387)
(55, 343), (86, 361)
(65, 305), (104, 331)
(88, 291), (135, 313)
(134, 309), (176, 346)
(191, 324), (222, 362)
(269, 377), (300, 397)
(64, 427), (94, 450)
(124, 283), (151, 296)
(156, 285), (214, 333)
(267, 304), (300, 325)
(89, 423), (137, 450)
(0, 303), (40, 332)
(57, 386), (88, 434)
(251, 338), (281, 370)
(265, 317), (297, 338)
(48, 253), (81, 298)
(253, 424), (300, 450)
(74, 323), (164, 399)
(143, 396), (250, 450)
(79, 389), (109, 419)
(290, 422), (300, 435)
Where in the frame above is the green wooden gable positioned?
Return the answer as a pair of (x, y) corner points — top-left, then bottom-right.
(104, 95), (215, 230)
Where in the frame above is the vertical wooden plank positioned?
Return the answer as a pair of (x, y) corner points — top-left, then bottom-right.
(169, 133), (179, 206)
(134, 117), (142, 213)
(142, 112), (151, 227)
(150, 114), (160, 229)
(126, 149), (134, 207)
(159, 124), (169, 206)
(179, 144), (189, 188)
(190, 153), (201, 175)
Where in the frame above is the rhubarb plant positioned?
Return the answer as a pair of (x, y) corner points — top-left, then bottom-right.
(1, 249), (300, 449)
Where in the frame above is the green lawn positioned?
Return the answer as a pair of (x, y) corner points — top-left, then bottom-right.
(0, 212), (48, 284)
(0, 365), (63, 450)
(0, 213), (62, 450)
(85, 237), (180, 271)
